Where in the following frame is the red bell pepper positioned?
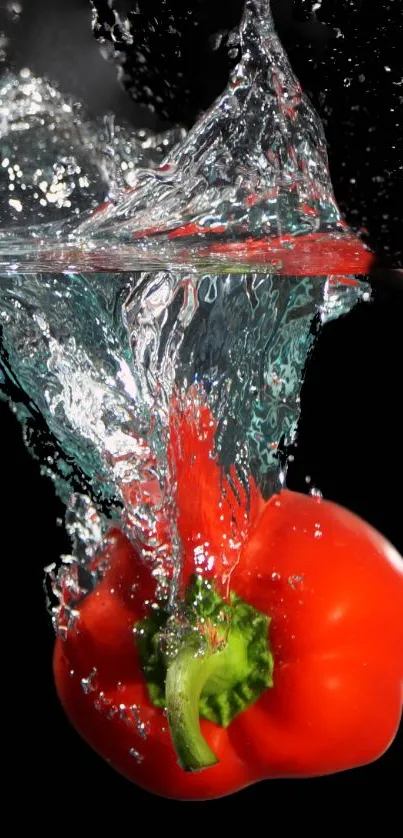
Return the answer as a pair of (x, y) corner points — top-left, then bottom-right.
(54, 395), (403, 800)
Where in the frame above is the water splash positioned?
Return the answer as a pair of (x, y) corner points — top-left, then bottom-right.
(0, 1), (372, 274)
(81, 0), (343, 240)
(0, 68), (185, 262)
(0, 1), (372, 610)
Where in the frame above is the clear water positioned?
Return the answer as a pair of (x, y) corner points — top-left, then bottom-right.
(1, 268), (369, 584)
(0, 0), (372, 273)
(0, 0), (371, 610)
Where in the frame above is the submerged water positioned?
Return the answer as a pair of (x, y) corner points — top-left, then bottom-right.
(0, 268), (369, 587)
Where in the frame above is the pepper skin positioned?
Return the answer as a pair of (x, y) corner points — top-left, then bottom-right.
(54, 399), (403, 800)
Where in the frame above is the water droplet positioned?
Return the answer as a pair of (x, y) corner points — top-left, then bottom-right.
(81, 667), (98, 695)
(128, 748), (144, 763)
(287, 575), (304, 590)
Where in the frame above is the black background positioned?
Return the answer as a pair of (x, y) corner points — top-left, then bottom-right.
(0, 0), (402, 818)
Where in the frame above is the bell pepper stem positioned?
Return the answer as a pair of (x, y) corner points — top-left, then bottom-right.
(165, 643), (220, 772)
(138, 577), (273, 772)
(165, 629), (249, 772)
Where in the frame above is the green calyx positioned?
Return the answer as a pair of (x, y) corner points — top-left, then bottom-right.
(135, 575), (273, 772)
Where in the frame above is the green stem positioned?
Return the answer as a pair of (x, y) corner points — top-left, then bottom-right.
(165, 630), (249, 772)
(136, 576), (273, 773)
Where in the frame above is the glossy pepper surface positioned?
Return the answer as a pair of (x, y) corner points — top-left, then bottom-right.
(54, 399), (403, 799)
